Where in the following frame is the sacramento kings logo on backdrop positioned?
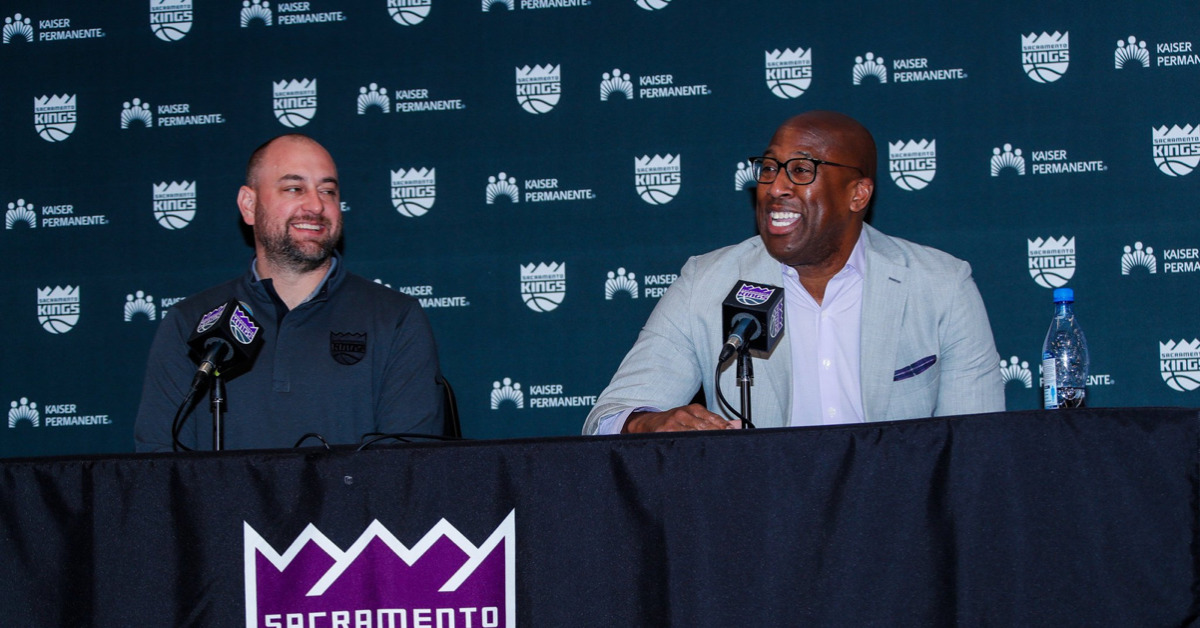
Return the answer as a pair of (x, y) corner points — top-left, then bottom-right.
(1027, 236), (1075, 288)
(520, 262), (566, 312)
(8, 398), (39, 428)
(273, 79), (317, 127)
(153, 181), (197, 230)
(150, 0), (193, 41)
(1152, 125), (1200, 177)
(330, 332), (366, 365)
(888, 139), (936, 191)
(34, 95), (77, 142)
(1022, 31), (1069, 83)
(635, 0), (672, 10)
(37, 286), (81, 334)
(6, 199), (36, 229)
(765, 48), (812, 99)
(515, 65), (561, 114)
(1160, 339), (1200, 392)
(243, 512), (515, 628)
(391, 168), (435, 217)
(634, 154), (681, 204)
(389, 0), (431, 25)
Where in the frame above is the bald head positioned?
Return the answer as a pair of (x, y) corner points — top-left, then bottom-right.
(245, 134), (329, 188)
(775, 111), (876, 181)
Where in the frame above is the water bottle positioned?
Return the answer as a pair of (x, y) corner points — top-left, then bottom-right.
(1041, 287), (1089, 409)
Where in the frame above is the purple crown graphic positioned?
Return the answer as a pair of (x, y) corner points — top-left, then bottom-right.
(244, 511), (515, 628)
(735, 284), (774, 306)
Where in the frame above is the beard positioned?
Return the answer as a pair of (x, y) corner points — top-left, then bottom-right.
(256, 213), (342, 274)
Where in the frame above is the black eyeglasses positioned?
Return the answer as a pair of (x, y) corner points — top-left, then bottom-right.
(747, 156), (864, 186)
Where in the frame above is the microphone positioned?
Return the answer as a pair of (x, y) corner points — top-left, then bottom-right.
(185, 299), (265, 392)
(718, 280), (784, 363)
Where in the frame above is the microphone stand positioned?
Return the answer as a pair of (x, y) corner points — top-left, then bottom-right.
(210, 372), (226, 451)
(736, 345), (755, 429)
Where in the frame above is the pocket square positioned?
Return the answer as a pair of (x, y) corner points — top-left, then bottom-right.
(894, 355), (937, 381)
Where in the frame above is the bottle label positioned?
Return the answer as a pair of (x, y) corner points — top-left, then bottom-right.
(1041, 352), (1058, 409)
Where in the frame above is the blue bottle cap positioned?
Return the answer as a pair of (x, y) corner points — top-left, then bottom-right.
(1053, 287), (1074, 303)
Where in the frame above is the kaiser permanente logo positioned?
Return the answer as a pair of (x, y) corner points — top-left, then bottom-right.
(153, 181), (197, 230)
(734, 161), (757, 191)
(150, 0), (193, 41)
(8, 398), (110, 428)
(391, 167), (435, 217)
(379, 281), (470, 308)
(2, 13), (105, 42)
(1152, 125), (1200, 177)
(520, 262), (566, 312)
(5, 197), (108, 229)
(1115, 36), (1199, 69)
(123, 291), (159, 321)
(1161, 340), (1200, 392)
(37, 285), (81, 334)
(121, 98), (225, 128)
(603, 268), (677, 299)
(482, 0), (590, 10)
(1022, 31), (1069, 83)
(1000, 356), (1033, 389)
(765, 48), (812, 99)
(240, 0), (346, 26)
(389, 0), (431, 26)
(274, 79), (318, 127)
(1122, 241), (1200, 274)
(489, 378), (595, 410)
(852, 51), (966, 84)
(358, 84), (465, 114)
(34, 94), (76, 142)
(1028, 236), (1075, 289)
(634, 154), (681, 205)
(990, 143), (1105, 176)
(598, 68), (711, 101)
(244, 512), (515, 628)
(485, 172), (594, 203)
(515, 65), (560, 114)
(888, 139), (936, 191)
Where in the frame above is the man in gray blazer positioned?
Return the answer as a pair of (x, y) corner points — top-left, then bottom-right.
(584, 111), (1003, 434)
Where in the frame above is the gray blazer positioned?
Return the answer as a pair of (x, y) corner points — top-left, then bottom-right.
(583, 224), (1004, 433)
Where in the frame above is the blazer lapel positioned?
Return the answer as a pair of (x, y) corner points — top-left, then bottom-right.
(859, 225), (909, 421)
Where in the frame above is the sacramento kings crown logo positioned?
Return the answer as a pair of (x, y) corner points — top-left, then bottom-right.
(1160, 339), (1200, 392)
(389, 0), (432, 26)
(153, 181), (197, 230)
(635, 0), (672, 10)
(150, 0), (193, 41)
(391, 167), (436, 218)
(736, 284), (773, 306)
(515, 65), (561, 115)
(273, 79), (317, 127)
(244, 512), (515, 628)
(34, 95), (77, 142)
(1022, 31), (1069, 83)
(765, 48), (812, 99)
(888, 139), (936, 191)
(1028, 236), (1075, 289)
(37, 286), (81, 334)
(520, 262), (566, 312)
(634, 154), (681, 205)
(241, 0), (273, 26)
(6, 199), (36, 229)
(1152, 125), (1200, 177)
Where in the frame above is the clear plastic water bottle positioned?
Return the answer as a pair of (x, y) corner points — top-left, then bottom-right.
(1042, 287), (1089, 409)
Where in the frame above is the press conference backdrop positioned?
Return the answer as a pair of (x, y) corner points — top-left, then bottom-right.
(1, 1), (1197, 457)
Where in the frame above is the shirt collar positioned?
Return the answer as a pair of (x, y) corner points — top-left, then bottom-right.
(777, 230), (867, 280)
(249, 254), (340, 305)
